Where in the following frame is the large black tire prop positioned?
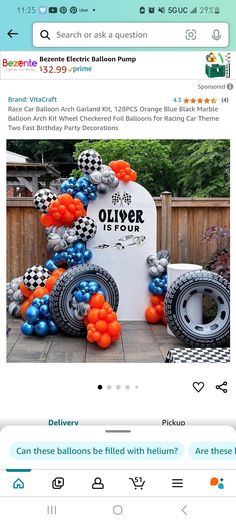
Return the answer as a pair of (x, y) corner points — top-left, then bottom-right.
(49, 264), (119, 336)
(165, 270), (230, 348)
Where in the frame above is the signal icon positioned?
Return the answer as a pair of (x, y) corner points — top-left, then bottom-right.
(190, 7), (197, 13)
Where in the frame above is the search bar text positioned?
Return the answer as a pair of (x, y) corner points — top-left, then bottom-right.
(33, 23), (229, 48)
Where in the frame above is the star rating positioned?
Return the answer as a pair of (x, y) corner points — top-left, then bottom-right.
(182, 97), (217, 104)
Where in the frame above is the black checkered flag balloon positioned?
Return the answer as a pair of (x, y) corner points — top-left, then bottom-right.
(73, 216), (97, 242)
(34, 188), (57, 214)
(78, 150), (102, 174)
(23, 265), (50, 291)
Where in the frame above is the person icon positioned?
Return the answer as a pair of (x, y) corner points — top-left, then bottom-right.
(92, 477), (104, 489)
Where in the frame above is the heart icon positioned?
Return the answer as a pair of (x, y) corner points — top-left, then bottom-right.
(192, 381), (205, 393)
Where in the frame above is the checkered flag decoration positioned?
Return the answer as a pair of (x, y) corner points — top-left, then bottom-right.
(73, 216), (97, 242)
(23, 265), (50, 291)
(78, 149), (102, 174)
(34, 188), (57, 214)
(112, 191), (132, 207)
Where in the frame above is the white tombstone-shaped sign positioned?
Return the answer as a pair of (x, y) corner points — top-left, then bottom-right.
(87, 181), (157, 320)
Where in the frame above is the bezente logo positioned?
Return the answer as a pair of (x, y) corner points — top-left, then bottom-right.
(2, 58), (37, 67)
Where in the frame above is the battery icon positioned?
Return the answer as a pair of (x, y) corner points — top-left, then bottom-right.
(215, 7), (220, 14)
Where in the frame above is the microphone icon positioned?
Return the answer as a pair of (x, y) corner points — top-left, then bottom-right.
(212, 29), (221, 40)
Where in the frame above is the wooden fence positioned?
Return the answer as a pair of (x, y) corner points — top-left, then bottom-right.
(7, 193), (230, 281)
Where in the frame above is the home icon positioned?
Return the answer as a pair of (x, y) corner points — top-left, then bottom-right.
(13, 478), (24, 489)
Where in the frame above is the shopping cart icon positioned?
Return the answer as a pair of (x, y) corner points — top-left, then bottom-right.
(129, 477), (146, 490)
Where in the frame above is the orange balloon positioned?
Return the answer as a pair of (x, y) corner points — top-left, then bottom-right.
(45, 276), (57, 292)
(58, 194), (74, 205)
(98, 309), (107, 319)
(63, 210), (74, 224)
(150, 295), (163, 306)
(87, 308), (100, 324)
(20, 281), (32, 298)
(87, 331), (95, 343)
(96, 320), (108, 334)
(51, 268), (66, 278)
(108, 161), (117, 171)
(155, 304), (164, 315)
(116, 160), (130, 171)
(40, 213), (54, 227)
(93, 331), (101, 342)
(145, 306), (160, 324)
(89, 293), (105, 309)
(106, 312), (117, 322)
(32, 286), (49, 299)
(97, 333), (112, 349)
(107, 321), (121, 338)
(20, 299), (31, 319)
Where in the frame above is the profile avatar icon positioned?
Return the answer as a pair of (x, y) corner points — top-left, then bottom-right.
(92, 477), (104, 489)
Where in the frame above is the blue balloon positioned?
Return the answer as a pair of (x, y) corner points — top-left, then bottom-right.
(155, 286), (163, 295)
(89, 283), (99, 294)
(148, 281), (157, 294)
(35, 320), (49, 337)
(32, 298), (42, 308)
(45, 259), (58, 272)
(75, 253), (83, 262)
(42, 295), (50, 304)
(75, 192), (89, 206)
(74, 242), (85, 253)
(67, 188), (74, 195)
(25, 306), (40, 324)
(75, 290), (83, 303)
(21, 322), (35, 336)
(68, 176), (76, 185)
(83, 292), (91, 303)
(67, 247), (75, 254)
(48, 320), (58, 335)
(60, 180), (69, 192)
(79, 280), (88, 290)
(40, 304), (49, 316)
(84, 249), (92, 261)
(89, 192), (97, 201)
(153, 277), (161, 285)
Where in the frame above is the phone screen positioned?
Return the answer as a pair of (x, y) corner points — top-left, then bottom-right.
(1, 0), (235, 520)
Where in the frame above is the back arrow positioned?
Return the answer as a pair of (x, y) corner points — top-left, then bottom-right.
(182, 505), (187, 515)
(7, 29), (19, 38)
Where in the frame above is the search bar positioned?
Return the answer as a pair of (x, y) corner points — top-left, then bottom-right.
(33, 22), (229, 48)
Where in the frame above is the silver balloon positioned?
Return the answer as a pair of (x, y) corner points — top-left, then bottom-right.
(158, 258), (168, 268)
(148, 266), (160, 277)
(73, 309), (84, 320)
(90, 170), (103, 185)
(156, 264), (165, 274)
(146, 255), (158, 267)
(107, 175), (119, 188)
(11, 277), (22, 291)
(13, 289), (24, 302)
(78, 302), (90, 318)
(97, 183), (110, 194)
(8, 301), (21, 318)
(101, 164), (115, 176)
